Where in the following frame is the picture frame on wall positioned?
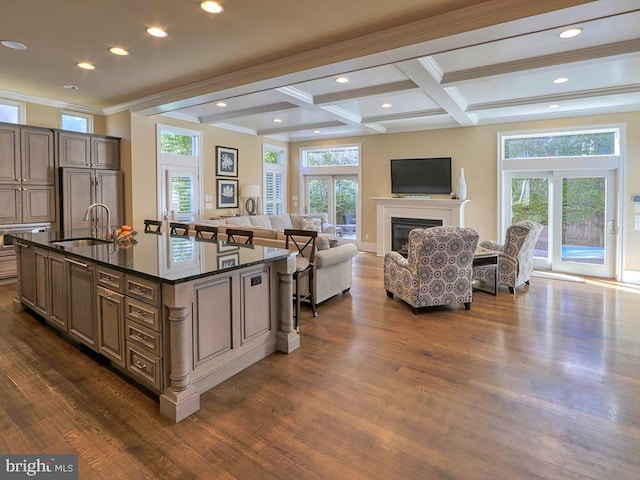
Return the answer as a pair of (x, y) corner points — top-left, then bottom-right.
(217, 178), (238, 209)
(216, 146), (238, 177)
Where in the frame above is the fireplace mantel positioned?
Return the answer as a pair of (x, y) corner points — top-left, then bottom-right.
(371, 197), (470, 256)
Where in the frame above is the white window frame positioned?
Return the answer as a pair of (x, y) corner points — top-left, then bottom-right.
(263, 143), (287, 215)
(61, 110), (93, 133)
(156, 124), (203, 222)
(0, 99), (25, 124)
(497, 124), (625, 280)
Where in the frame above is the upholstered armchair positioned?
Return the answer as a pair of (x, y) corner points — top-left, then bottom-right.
(478, 220), (543, 294)
(384, 226), (480, 313)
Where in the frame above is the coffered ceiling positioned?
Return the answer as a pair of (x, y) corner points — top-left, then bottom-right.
(2, 0), (639, 141)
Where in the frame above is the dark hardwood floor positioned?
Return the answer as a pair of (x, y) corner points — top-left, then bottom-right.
(1, 252), (640, 479)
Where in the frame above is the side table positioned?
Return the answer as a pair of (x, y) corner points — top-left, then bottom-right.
(473, 247), (499, 295)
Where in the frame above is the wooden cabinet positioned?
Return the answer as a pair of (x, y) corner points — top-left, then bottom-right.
(15, 240), (35, 306)
(60, 167), (123, 231)
(66, 256), (96, 349)
(124, 273), (163, 392)
(58, 131), (120, 170)
(0, 124), (55, 225)
(48, 251), (67, 331)
(97, 285), (126, 368)
(96, 266), (126, 368)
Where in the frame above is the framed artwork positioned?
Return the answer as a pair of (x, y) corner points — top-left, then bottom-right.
(218, 242), (239, 253)
(217, 179), (238, 209)
(216, 146), (238, 177)
(218, 253), (239, 270)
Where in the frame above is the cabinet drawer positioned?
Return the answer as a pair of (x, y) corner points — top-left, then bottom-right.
(125, 275), (160, 307)
(126, 320), (162, 355)
(125, 297), (160, 331)
(97, 267), (124, 292)
(126, 346), (162, 392)
(0, 252), (17, 280)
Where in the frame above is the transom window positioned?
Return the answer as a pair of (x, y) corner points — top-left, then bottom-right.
(0, 99), (24, 124)
(503, 129), (618, 159)
(303, 146), (360, 166)
(61, 111), (93, 133)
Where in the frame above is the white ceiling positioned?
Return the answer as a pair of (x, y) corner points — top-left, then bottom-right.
(2, 0), (639, 142)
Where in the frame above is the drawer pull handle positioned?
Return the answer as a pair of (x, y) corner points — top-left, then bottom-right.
(131, 286), (146, 294)
(65, 258), (88, 268)
(132, 333), (148, 342)
(16, 242), (30, 248)
(135, 360), (148, 369)
(135, 308), (147, 317)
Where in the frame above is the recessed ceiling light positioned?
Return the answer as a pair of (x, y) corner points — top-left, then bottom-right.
(559, 27), (583, 39)
(63, 85), (79, 90)
(216, 101), (227, 107)
(273, 118), (282, 123)
(336, 76), (349, 84)
(109, 47), (129, 56)
(1, 40), (27, 50)
(553, 77), (569, 84)
(77, 62), (95, 70)
(548, 104), (560, 109)
(381, 103), (392, 108)
(313, 130), (321, 134)
(147, 27), (167, 38)
(200, 1), (223, 13)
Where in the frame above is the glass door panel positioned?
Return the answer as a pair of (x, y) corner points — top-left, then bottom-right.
(306, 176), (330, 215)
(554, 172), (615, 276)
(334, 176), (358, 240)
(509, 176), (550, 267)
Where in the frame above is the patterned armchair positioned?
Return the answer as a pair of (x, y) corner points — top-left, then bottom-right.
(384, 226), (479, 313)
(478, 220), (543, 294)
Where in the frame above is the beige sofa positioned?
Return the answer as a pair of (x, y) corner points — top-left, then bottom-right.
(192, 213), (358, 304)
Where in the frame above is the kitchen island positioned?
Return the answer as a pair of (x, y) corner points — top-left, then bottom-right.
(9, 229), (299, 422)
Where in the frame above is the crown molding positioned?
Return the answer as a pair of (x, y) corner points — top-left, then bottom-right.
(0, 89), (103, 115)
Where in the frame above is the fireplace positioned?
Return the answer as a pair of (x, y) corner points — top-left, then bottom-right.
(391, 217), (443, 257)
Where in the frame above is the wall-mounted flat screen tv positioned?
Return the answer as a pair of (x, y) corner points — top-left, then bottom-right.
(390, 157), (452, 195)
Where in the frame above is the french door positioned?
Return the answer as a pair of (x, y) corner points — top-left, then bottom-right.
(505, 170), (616, 277)
(304, 175), (358, 241)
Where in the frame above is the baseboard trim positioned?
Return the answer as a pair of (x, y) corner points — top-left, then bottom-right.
(622, 270), (640, 285)
(359, 241), (377, 253)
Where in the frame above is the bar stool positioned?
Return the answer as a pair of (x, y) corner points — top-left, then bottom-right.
(225, 228), (254, 245)
(169, 222), (190, 236)
(284, 228), (318, 329)
(144, 219), (162, 233)
(195, 224), (218, 240)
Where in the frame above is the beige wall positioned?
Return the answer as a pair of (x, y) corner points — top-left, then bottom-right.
(128, 113), (287, 227)
(291, 111), (640, 273)
(12, 99), (640, 275)
(20, 101), (106, 134)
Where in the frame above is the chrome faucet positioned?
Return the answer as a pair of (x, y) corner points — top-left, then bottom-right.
(83, 203), (115, 242)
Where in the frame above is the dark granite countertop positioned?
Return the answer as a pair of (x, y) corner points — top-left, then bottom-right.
(8, 228), (292, 284)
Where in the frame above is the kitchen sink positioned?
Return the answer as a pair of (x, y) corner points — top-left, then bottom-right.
(49, 237), (113, 248)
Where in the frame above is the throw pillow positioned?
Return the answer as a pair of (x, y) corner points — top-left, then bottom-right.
(301, 217), (322, 232)
(329, 239), (339, 248)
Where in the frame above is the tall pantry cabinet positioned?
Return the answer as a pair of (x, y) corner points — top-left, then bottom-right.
(58, 131), (123, 231)
(0, 124), (56, 225)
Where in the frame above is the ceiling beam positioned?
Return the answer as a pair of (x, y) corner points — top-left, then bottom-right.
(200, 102), (298, 123)
(257, 121), (346, 136)
(275, 86), (386, 134)
(314, 80), (418, 105)
(396, 57), (477, 127)
(443, 38), (640, 84)
(468, 83), (640, 111)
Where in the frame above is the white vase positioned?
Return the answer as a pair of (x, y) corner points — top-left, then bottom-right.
(457, 168), (467, 200)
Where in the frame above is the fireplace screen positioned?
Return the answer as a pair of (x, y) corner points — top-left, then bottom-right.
(391, 217), (442, 257)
